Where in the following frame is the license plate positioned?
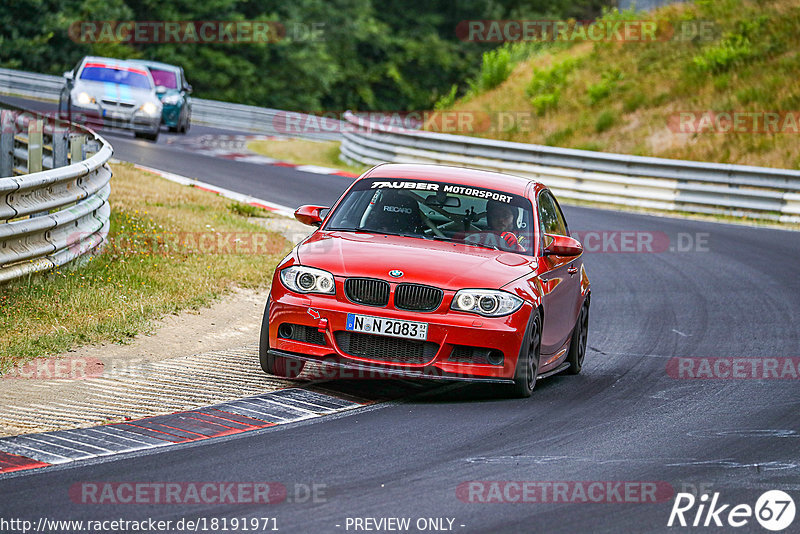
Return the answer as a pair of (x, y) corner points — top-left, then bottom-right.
(102, 109), (126, 120)
(346, 313), (428, 341)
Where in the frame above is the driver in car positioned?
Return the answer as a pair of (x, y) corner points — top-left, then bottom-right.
(486, 200), (526, 252)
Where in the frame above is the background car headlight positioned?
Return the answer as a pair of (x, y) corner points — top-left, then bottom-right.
(76, 92), (94, 106)
(280, 266), (335, 295)
(161, 94), (181, 105)
(451, 289), (523, 317)
(140, 102), (158, 115)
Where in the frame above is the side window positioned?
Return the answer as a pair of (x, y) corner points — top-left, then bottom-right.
(550, 193), (569, 236)
(538, 191), (568, 236)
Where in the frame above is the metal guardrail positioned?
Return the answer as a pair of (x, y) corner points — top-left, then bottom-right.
(0, 67), (344, 141)
(340, 112), (800, 223)
(0, 105), (112, 283)
(190, 98), (344, 141)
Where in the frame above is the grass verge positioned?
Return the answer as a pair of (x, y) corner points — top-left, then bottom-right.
(247, 138), (366, 175)
(0, 162), (289, 372)
(437, 0), (800, 169)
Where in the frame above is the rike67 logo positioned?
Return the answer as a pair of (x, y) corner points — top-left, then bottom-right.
(668, 490), (795, 531)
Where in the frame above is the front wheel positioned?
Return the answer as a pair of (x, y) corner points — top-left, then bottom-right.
(508, 312), (541, 398)
(258, 298), (305, 378)
(565, 301), (589, 375)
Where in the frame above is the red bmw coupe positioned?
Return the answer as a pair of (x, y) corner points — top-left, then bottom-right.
(259, 164), (590, 397)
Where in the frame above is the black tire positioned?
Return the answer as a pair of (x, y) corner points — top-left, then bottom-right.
(508, 311), (541, 398)
(565, 300), (589, 375)
(258, 298), (305, 378)
(168, 125), (178, 133)
(137, 129), (159, 142)
(180, 112), (190, 134)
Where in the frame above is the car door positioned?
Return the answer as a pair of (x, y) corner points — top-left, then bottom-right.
(537, 190), (582, 358)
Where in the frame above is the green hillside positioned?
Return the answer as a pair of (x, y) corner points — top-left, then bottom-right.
(435, 0), (800, 169)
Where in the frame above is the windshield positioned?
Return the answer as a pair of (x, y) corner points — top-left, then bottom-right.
(325, 178), (536, 255)
(80, 64), (152, 89)
(150, 68), (179, 89)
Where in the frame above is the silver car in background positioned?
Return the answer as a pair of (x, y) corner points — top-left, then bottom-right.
(59, 56), (162, 141)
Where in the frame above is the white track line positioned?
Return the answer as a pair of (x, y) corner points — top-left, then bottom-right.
(132, 164), (296, 218)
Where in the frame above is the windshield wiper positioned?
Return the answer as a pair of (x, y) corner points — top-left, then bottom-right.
(329, 227), (421, 239)
(426, 234), (500, 251)
(460, 241), (500, 251)
(330, 227), (506, 252)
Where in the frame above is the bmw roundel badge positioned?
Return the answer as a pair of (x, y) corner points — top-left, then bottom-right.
(389, 270), (403, 278)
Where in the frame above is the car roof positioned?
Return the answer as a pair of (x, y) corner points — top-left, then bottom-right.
(361, 163), (544, 197)
(79, 57), (153, 79)
(80, 56), (137, 68)
(128, 59), (181, 72)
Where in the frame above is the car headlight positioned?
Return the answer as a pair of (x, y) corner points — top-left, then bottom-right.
(161, 94), (181, 105)
(76, 92), (95, 106)
(140, 102), (158, 115)
(451, 289), (523, 317)
(280, 266), (335, 295)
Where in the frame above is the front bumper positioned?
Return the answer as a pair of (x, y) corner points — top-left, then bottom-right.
(269, 291), (531, 381)
(268, 349), (515, 383)
(71, 104), (160, 133)
(161, 103), (182, 127)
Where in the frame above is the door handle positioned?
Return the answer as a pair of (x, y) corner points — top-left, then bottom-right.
(567, 265), (578, 275)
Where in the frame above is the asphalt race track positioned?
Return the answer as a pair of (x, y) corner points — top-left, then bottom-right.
(1, 96), (799, 533)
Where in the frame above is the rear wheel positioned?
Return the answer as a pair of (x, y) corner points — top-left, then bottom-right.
(565, 301), (589, 375)
(180, 112), (190, 133)
(258, 298), (305, 378)
(508, 312), (541, 398)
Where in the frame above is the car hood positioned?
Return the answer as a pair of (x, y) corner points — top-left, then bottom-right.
(156, 88), (182, 100)
(296, 231), (536, 290)
(74, 80), (157, 105)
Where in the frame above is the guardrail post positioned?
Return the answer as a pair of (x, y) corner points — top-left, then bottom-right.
(70, 134), (86, 163)
(52, 125), (69, 169)
(0, 110), (14, 177)
(27, 119), (43, 173)
(83, 139), (100, 160)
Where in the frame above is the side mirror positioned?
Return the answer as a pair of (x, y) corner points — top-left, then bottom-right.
(543, 234), (583, 256)
(63, 71), (74, 81)
(294, 205), (329, 227)
(184, 84), (193, 94)
(155, 85), (167, 95)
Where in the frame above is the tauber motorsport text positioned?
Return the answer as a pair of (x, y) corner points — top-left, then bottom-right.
(667, 490), (796, 531)
(369, 181), (513, 203)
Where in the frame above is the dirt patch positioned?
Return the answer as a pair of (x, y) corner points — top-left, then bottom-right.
(64, 286), (268, 365)
(0, 287), (286, 436)
(0, 218), (318, 437)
